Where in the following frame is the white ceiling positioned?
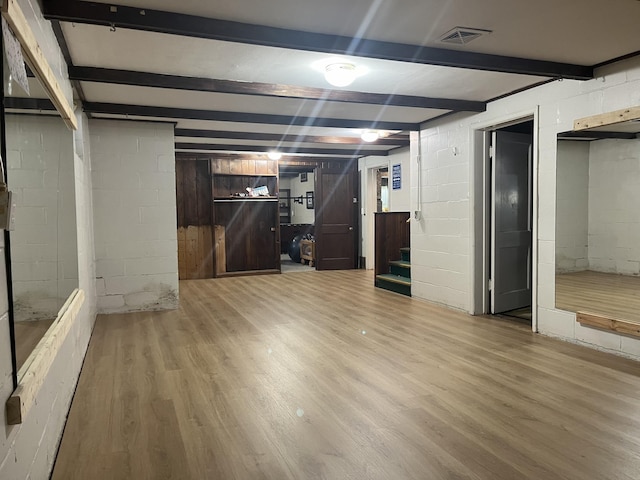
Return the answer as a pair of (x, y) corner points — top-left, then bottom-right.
(21, 0), (640, 159)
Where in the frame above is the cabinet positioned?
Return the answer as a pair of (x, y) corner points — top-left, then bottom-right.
(211, 158), (280, 276)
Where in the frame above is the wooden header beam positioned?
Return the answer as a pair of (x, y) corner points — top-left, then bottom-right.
(43, 0), (593, 80)
(2, 0), (77, 129)
(573, 106), (640, 131)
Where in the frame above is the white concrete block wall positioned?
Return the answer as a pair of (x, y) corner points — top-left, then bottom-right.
(588, 139), (640, 274)
(90, 119), (179, 313)
(0, 4), (96, 475)
(555, 141), (589, 273)
(6, 115), (78, 322)
(412, 121), (470, 311)
(412, 55), (640, 358)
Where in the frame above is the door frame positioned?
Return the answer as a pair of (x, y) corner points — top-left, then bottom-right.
(363, 159), (389, 269)
(469, 108), (539, 332)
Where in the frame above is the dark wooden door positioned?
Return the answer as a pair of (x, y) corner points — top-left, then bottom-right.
(214, 200), (279, 272)
(315, 167), (357, 270)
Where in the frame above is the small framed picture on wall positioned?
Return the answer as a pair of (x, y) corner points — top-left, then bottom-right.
(300, 172), (308, 182)
(306, 191), (314, 209)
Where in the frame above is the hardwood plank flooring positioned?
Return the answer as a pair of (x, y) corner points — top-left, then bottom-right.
(556, 270), (640, 322)
(53, 270), (640, 480)
(14, 318), (55, 370)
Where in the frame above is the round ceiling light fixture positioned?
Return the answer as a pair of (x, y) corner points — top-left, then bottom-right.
(267, 150), (282, 160)
(361, 130), (380, 142)
(324, 63), (357, 87)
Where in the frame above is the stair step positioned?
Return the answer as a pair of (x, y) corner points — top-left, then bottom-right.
(389, 260), (410, 268)
(375, 274), (411, 296)
(400, 247), (410, 262)
(376, 274), (411, 286)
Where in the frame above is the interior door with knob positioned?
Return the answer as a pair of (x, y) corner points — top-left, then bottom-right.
(315, 167), (357, 270)
(490, 130), (533, 313)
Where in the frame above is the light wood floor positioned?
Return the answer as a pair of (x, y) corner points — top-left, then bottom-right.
(53, 270), (640, 480)
(556, 270), (640, 322)
(14, 318), (55, 370)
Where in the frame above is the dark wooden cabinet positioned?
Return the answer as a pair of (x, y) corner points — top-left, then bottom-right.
(211, 158), (280, 276)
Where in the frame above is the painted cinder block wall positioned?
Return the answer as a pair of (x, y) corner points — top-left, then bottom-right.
(0, 1), (97, 477)
(411, 55), (640, 358)
(555, 141), (589, 273)
(5, 115), (78, 321)
(588, 139), (640, 275)
(90, 119), (178, 313)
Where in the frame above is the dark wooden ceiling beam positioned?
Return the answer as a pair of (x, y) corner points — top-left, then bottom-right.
(43, 0), (593, 80)
(69, 66), (486, 112)
(174, 128), (409, 146)
(84, 102), (420, 130)
(175, 142), (388, 157)
(4, 97), (56, 110)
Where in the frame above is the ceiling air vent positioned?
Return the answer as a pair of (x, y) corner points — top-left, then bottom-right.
(440, 27), (491, 45)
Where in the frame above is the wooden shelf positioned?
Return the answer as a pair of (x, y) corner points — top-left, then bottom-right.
(577, 311), (640, 339)
(214, 197), (278, 202)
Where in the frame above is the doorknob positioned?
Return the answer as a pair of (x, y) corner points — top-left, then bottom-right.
(348, 226), (353, 231)
(270, 227), (276, 232)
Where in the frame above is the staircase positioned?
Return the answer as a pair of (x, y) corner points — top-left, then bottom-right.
(375, 247), (411, 296)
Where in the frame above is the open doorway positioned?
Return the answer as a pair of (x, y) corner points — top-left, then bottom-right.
(279, 169), (316, 273)
(472, 117), (536, 326)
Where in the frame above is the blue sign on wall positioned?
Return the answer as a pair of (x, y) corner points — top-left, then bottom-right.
(392, 163), (401, 190)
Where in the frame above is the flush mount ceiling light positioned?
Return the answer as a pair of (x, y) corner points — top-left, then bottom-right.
(324, 63), (357, 87)
(361, 130), (380, 142)
(267, 150), (282, 160)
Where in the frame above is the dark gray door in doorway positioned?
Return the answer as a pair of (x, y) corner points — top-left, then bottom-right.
(315, 167), (357, 270)
(491, 130), (533, 313)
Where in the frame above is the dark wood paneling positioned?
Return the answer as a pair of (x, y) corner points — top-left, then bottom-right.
(44, 1), (593, 79)
(176, 160), (211, 228)
(374, 212), (410, 276)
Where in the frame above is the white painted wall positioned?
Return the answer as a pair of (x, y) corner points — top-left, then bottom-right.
(90, 119), (178, 314)
(6, 115), (78, 321)
(555, 141), (589, 273)
(412, 55), (640, 358)
(588, 138), (640, 275)
(0, 1), (97, 477)
(359, 149), (410, 268)
(289, 172), (315, 224)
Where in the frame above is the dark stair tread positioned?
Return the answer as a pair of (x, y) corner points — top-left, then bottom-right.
(400, 247), (410, 252)
(389, 260), (410, 268)
(376, 274), (411, 286)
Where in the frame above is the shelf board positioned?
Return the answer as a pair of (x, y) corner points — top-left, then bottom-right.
(214, 196), (278, 202)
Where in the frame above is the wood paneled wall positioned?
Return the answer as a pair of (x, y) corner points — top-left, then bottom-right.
(176, 159), (213, 279)
(374, 212), (410, 276)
